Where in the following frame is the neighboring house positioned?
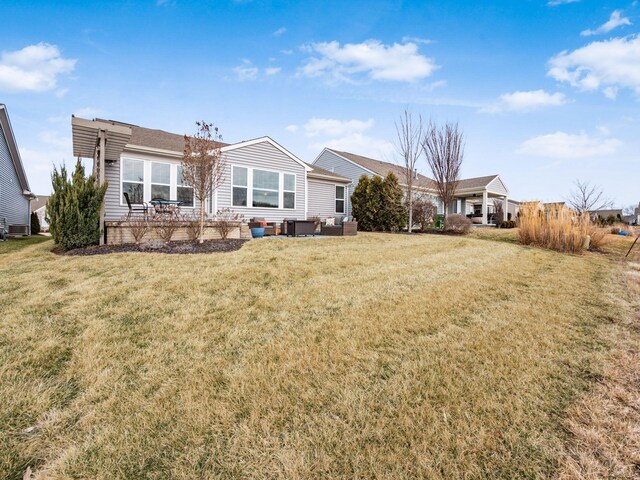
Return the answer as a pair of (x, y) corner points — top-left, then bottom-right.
(71, 116), (351, 243)
(590, 209), (623, 223)
(0, 104), (34, 235)
(313, 148), (516, 225)
(30, 195), (50, 231)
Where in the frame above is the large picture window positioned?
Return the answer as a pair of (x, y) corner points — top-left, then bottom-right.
(232, 166), (248, 207)
(122, 158), (144, 204)
(283, 173), (295, 209)
(151, 162), (170, 201)
(176, 166), (194, 207)
(335, 185), (345, 214)
(252, 169), (279, 208)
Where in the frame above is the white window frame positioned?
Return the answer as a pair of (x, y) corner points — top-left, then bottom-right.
(176, 165), (195, 208)
(120, 157), (196, 208)
(335, 184), (346, 214)
(150, 161), (171, 202)
(282, 172), (296, 210)
(230, 164), (297, 210)
(231, 165), (249, 208)
(120, 157), (145, 205)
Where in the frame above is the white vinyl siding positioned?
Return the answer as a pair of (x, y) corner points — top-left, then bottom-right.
(307, 177), (350, 219)
(217, 141), (306, 222)
(0, 122), (30, 227)
(313, 149), (372, 217)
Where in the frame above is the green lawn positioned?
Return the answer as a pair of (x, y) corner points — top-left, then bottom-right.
(0, 235), (50, 255)
(0, 233), (637, 479)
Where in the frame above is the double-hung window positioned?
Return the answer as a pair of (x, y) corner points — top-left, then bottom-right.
(232, 166), (248, 207)
(283, 173), (295, 209)
(252, 169), (279, 208)
(122, 158), (144, 204)
(335, 185), (345, 214)
(176, 166), (194, 207)
(151, 162), (171, 201)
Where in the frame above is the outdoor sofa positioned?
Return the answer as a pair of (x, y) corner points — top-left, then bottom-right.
(320, 216), (358, 236)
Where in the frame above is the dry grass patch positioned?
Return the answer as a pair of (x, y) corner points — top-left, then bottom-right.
(0, 233), (636, 479)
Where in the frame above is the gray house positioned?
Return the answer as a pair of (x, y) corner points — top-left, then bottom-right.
(313, 148), (518, 224)
(0, 104), (34, 236)
(71, 116), (351, 243)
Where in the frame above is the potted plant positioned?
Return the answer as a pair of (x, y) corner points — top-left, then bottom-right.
(250, 226), (265, 238)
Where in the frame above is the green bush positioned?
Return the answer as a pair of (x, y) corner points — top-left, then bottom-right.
(46, 160), (108, 250)
(351, 173), (406, 232)
(30, 211), (40, 235)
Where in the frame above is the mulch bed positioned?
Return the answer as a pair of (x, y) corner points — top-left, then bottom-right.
(56, 239), (249, 256)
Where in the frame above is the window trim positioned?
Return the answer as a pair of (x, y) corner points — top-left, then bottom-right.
(335, 184), (346, 214)
(150, 161), (171, 202)
(231, 165), (249, 208)
(120, 157), (145, 205)
(176, 165), (195, 208)
(282, 172), (296, 210)
(230, 164), (297, 210)
(119, 157), (196, 209)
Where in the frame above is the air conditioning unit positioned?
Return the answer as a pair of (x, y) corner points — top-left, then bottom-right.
(8, 224), (30, 236)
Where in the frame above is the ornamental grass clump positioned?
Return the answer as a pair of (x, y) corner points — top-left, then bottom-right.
(517, 202), (607, 253)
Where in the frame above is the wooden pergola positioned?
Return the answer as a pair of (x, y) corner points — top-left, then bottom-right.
(71, 116), (132, 244)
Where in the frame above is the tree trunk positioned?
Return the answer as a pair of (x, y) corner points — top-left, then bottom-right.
(408, 195), (413, 233)
(199, 200), (205, 244)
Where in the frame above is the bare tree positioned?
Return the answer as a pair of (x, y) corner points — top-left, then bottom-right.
(395, 110), (423, 232)
(567, 180), (612, 213)
(492, 198), (504, 225)
(421, 121), (464, 219)
(182, 121), (226, 243)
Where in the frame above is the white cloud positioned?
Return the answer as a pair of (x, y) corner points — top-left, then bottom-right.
(483, 89), (567, 113)
(548, 35), (640, 97)
(0, 43), (76, 93)
(298, 39), (438, 83)
(517, 131), (622, 159)
(301, 117), (374, 137)
(581, 10), (632, 36)
(273, 27), (287, 37)
(233, 60), (259, 81)
(547, 0), (580, 5)
(265, 67), (281, 76)
(401, 36), (433, 45)
(310, 133), (395, 160)
(290, 117), (394, 160)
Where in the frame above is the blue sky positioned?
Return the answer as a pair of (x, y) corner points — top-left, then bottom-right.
(1, 0), (638, 207)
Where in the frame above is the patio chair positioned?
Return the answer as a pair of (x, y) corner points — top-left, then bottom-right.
(0, 218), (7, 241)
(123, 192), (148, 218)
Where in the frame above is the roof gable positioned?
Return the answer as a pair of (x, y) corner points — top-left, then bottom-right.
(305, 161), (351, 182)
(0, 105), (32, 195)
(325, 148), (436, 190)
(222, 137), (311, 171)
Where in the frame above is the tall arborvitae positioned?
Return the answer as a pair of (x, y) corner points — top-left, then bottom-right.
(381, 172), (407, 232)
(46, 159), (108, 250)
(351, 175), (372, 231)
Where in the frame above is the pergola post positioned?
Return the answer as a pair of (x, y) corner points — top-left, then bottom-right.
(98, 130), (106, 245)
(482, 190), (488, 225)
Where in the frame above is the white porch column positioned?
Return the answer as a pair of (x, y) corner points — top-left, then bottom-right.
(503, 195), (508, 222)
(482, 190), (488, 225)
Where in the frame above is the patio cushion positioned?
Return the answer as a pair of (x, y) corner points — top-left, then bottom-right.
(325, 217), (335, 226)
